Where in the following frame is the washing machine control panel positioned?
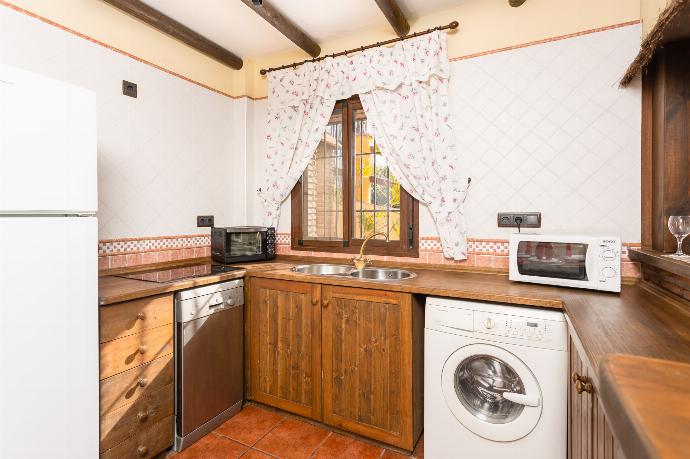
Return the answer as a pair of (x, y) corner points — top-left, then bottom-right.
(474, 311), (550, 341)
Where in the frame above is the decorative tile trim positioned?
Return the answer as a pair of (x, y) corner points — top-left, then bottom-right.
(99, 234), (210, 256)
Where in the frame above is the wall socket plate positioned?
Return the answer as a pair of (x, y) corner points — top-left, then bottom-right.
(122, 80), (137, 98)
(497, 212), (541, 228)
(197, 215), (214, 227)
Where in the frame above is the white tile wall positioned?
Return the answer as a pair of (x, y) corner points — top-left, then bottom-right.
(0, 6), (244, 239)
(451, 24), (642, 242)
(250, 24), (642, 243)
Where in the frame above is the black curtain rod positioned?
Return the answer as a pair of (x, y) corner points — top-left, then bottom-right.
(259, 20), (459, 76)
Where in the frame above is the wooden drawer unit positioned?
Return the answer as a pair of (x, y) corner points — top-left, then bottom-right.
(100, 354), (173, 416)
(100, 294), (173, 343)
(100, 383), (173, 451)
(100, 294), (174, 458)
(99, 415), (173, 459)
(100, 323), (173, 379)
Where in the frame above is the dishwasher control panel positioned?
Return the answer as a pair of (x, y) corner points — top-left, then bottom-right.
(175, 279), (244, 322)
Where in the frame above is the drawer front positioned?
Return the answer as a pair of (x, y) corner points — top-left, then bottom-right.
(99, 415), (173, 459)
(100, 354), (173, 416)
(100, 324), (173, 379)
(100, 383), (173, 452)
(100, 294), (173, 343)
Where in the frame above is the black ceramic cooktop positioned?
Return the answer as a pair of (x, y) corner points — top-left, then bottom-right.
(116, 264), (241, 283)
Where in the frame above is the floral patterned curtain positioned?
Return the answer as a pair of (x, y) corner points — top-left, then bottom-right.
(259, 30), (467, 260)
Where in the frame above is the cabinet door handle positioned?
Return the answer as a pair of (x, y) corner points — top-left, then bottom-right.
(322, 300), (329, 308)
(137, 445), (148, 457)
(575, 379), (593, 394)
(311, 297), (318, 306)
(137, 378), (148, 388)
(137, 410), (149, 422)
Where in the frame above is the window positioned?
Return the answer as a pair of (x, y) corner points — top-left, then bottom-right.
(291, 96), (418, 257)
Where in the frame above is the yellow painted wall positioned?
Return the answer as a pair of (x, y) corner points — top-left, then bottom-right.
(5, 0), (642, 99)
(641, 0), (672, 34)
(250, 0), (641, 98)
(3, 0), (240, 95)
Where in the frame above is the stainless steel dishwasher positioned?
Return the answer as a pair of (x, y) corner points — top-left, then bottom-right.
(174, 279), (244, 451)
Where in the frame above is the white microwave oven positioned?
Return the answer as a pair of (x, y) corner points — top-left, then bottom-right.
(508, 234), (621, 292)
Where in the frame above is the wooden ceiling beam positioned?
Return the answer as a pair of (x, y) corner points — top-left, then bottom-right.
(240, 0), (320, 58)
(102, 0), (243, 69)
(374, 0), (410, 37)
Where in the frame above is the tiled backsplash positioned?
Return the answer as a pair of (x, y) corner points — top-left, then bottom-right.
(98, 235), (211, 270)
(99, 233), (641, 279)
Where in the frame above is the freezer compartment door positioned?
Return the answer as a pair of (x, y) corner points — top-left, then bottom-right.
(0, 217), (98, 458)
(0, 64), (97, 212)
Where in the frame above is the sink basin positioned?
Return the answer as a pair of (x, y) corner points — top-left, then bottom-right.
(291, 264), (354, 275)
(349, 268), (416, 281)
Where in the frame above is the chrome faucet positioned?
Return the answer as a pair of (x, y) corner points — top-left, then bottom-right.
(352, 232), (388, 270)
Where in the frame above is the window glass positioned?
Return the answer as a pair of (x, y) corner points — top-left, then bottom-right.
(352, 107), (401, 241)
(300, 108), (344, 241)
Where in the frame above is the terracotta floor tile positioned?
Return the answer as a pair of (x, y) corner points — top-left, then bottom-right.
(311, 433), (384, 459)
(412, 436), (424, 459)
(175, 433), (248, 459)
(214, 405), (285, 446)
(241, 449), (276, 459)
(254, 418), (329, 459)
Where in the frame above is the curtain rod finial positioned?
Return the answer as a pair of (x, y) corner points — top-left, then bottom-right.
(260, 69), (267, 75)
(449, 21), (459, 29)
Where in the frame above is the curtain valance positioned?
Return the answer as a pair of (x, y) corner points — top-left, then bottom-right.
(267, 31), (449, 108)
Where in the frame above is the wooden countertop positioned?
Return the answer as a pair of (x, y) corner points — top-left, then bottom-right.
(246, 264), (565, 309)
(598, 355), (690, 459)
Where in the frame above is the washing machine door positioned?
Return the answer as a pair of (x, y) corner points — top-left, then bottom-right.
(441, 343), (542, 442)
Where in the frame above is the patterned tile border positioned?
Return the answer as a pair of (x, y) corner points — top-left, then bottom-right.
(0, 0), (639, 102)
(98, 234), (211, 271)
(97, 232), (641, 278)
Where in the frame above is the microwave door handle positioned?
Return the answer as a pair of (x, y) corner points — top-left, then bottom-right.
(585, 246), (597, 281)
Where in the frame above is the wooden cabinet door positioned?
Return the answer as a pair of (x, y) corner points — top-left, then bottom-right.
(249, 278), (322, 419)
(569, 336), (626, 459)
(321, 285), (414, 449)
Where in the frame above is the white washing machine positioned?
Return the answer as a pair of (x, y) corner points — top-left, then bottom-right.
(425, 297), (568, 459)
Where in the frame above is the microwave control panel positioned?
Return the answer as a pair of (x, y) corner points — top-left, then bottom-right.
(597, 239), (621, 282)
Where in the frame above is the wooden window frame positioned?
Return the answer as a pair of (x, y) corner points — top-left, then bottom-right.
(291, 96), (419, 258)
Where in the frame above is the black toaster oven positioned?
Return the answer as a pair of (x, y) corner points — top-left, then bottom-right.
(211, 226), (276, 263)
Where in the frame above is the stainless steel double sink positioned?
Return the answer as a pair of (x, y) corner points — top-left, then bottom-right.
(291, 264), (416, 281)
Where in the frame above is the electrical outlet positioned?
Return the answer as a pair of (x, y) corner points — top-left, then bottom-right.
(497, 212), (541, 228)
(197, 215), (214, 227)
(122, 80), (137, 98)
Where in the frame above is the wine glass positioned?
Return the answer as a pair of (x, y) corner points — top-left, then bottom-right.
(667, 216), (690, 257)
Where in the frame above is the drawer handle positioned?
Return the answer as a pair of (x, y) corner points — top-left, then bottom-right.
(137, 410), (149, 422)
(138, 345), (148, 355)
(137, 378), (148, 388)
(137, 312), (146, 320)
(137, 445), (148, 457)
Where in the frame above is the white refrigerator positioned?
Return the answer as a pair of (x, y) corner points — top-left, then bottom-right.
(0, 64), (98, 458)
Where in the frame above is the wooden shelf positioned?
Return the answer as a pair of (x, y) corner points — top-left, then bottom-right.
(628, 248), (690, 278)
